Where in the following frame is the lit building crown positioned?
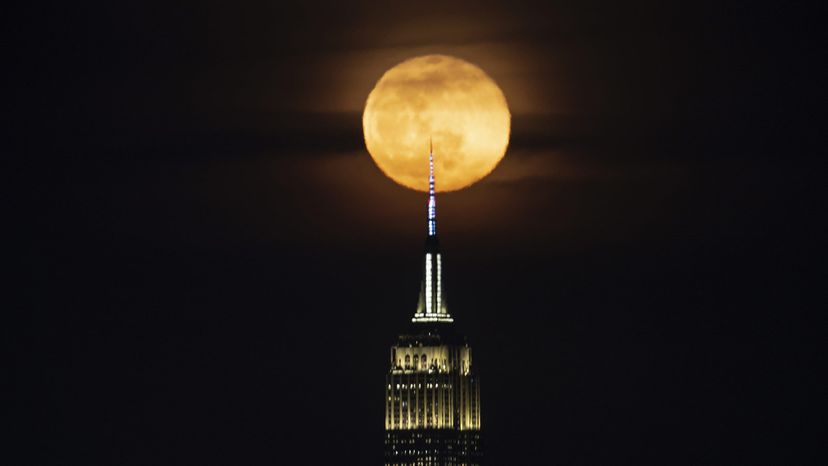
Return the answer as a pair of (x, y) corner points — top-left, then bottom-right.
(385, 140), (481, 464)
(413, 140), (453, 323)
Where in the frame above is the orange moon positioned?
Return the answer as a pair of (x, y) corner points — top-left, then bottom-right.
(362, 55), (511, 192)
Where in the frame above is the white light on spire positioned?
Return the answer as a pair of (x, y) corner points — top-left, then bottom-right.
(437, 254), (442, 314)
(425, 253), (432, 315)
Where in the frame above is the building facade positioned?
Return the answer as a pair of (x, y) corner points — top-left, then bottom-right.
(385, 144), (482, 466)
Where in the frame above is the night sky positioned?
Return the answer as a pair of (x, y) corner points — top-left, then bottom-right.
(11, 1), (825, 464)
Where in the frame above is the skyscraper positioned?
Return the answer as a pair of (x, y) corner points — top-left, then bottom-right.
(384, 142), (482, 466)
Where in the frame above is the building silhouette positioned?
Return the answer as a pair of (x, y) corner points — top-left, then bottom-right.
(385, 142), (482, 466)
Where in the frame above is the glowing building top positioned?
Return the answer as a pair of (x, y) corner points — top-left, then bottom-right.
(384, 143), (481, 464)
(412, 141), (453, 323)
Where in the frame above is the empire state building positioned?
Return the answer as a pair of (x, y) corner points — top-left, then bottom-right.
(385, 143), (482, 465)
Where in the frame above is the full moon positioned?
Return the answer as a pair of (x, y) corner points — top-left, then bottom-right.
(363, 55), (511, 192)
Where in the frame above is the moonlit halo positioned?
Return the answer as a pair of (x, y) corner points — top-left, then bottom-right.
(362, 55), (511, 192)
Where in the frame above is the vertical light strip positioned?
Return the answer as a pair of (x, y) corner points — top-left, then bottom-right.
(436, 254), (442, 314)
(425, 253), (432, 315)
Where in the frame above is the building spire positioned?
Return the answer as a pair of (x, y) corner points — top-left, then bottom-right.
(428, 138), (436, 237)
(413, 139), (452, 323)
